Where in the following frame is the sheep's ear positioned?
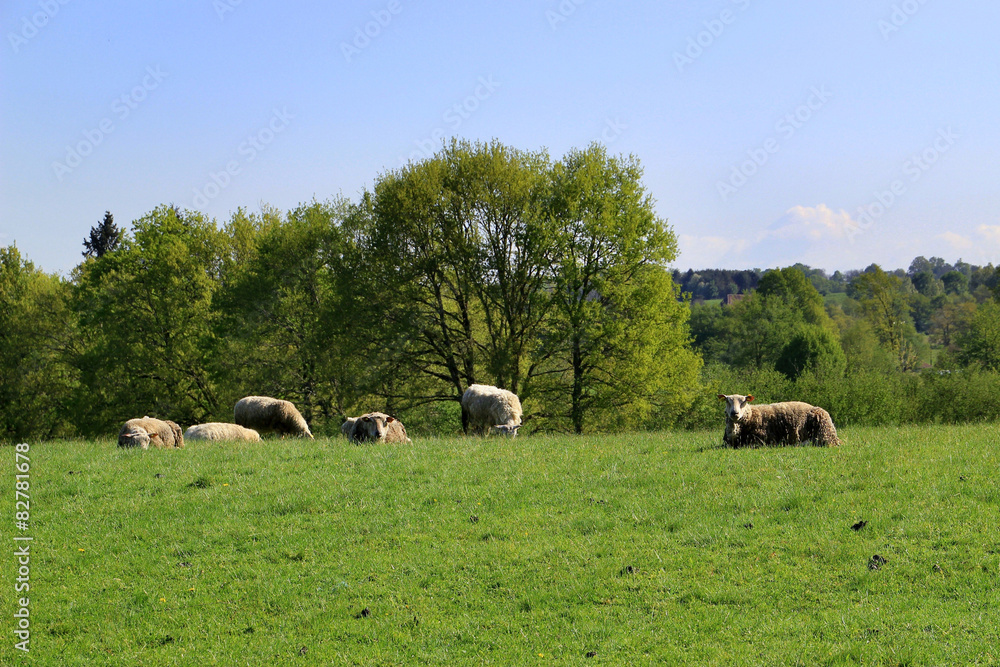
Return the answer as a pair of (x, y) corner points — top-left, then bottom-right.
(387, 416), (396, 423)
(362, 416), (371, 422)
(717, 394), (726, 400)
(746, 395), (755, 403)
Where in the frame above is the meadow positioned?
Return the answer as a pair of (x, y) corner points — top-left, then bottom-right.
(3, 425), (999, 665)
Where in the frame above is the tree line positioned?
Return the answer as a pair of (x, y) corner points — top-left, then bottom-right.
(0, 140), (701, 441)
(7, 138), (1000, 442)
(684, 259), (1000, 428)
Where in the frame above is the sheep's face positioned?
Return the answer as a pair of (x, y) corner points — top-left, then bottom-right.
(358, 414), (393, 441)
(118, 429), (151, 449)
(493, 424), (521, 437)
(718, 394), (754, 422)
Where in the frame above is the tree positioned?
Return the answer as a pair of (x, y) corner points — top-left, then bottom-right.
(0, 246), (79, 440)
(214, 200), (364, 431)
(848, 265), (921, 369)
(756, 266), (833, 328)
(941, 270), (969, 295)
(82, 211), (122, 258)
(538, 144), (700, 433)
(775, 326), (846, 380)
(73, 206), (224, 429)
(362, 139), (555, 403)
(957, 301), (1000, 370)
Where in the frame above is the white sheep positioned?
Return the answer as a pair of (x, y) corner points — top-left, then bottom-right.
(118, 416), (184, 449)
(184, 422), (262, 442)
(234, 396), (313, 438)
(461, 384), (522, 437)
(345, 412), (411, 443)
(718, 394), (841, 448)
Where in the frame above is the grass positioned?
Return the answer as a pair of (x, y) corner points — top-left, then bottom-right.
(3, 425), (1000, 665)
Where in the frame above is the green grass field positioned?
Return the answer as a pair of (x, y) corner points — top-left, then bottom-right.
(3, 426), (1000, 665)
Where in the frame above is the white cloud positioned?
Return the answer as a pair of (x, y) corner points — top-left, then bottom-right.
(762, 204), (856, 242)
(976, 225), (1000, 246)
(678, 204), (861, 269)
(936, 231), (974, 252)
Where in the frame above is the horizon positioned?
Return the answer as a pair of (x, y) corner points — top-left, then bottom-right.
(3, 1), (998, 277)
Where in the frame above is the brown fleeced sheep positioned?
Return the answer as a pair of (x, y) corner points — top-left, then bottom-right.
(118, 416), (185, 449)
(461, 384), (522, 437)
(184, 422), (262, 442)
(234, 396), (313, 438)
(346, 412), (411, 444)
(718, 394), (841, 448)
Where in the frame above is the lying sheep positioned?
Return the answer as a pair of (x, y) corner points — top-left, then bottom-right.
(345, 412), (411, 444)
(234, 396), (313, 438)
(717, 394), (841, 448)
(118, 416), (185, 449)
(184, 422), (261, 442)
(461, 384), (522, 437)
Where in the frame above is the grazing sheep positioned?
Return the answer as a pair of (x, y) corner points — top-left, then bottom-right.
(184, 422), (261, 442)
(234, 396), (313, 438)
(717, 394), (841, 448)
(118, 416), (185, 449)
(346, 412), (411, 444)
(461, 384), (522, 437)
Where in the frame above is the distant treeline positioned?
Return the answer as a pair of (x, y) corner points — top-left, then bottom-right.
(673, 258), (999, 301)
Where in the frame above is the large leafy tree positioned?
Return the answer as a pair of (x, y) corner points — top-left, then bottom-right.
(848, 265), (921, 369)
(72, 206), (225, 429)
(0, 246), (79, 440)
(536, 144), (700, 433)
(214, 201), (364, 430)
(361, 139), (555, 402)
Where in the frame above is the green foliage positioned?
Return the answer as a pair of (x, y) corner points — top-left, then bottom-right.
(848, 265), (923, 369)
(757, 266), (831, 327)
(72, 206), (225, 432)
(775, 325), (847, 380)
(957, 300), (1000, 371)
(534, 144), (699, 433)
(0, 246), (79, 440)
(8, 428), (1000, 664)
(212, 200), (363, 433)
(82, 210), (123, 258)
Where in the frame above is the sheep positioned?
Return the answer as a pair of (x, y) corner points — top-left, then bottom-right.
(184, 422), (262, 442)
(234, 395), (313, 438)
(461, 384), (522, 437)
(118, 416), (184, 449)
(346, 412), (411, 444)
(717, 394), (841, 448)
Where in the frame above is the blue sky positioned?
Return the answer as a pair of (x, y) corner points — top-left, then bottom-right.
(2, 0), (998, 275)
